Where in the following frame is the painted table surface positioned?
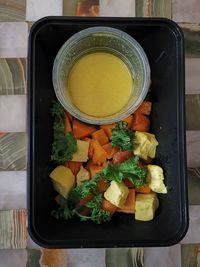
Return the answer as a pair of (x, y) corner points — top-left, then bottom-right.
(0, 0), (200, 266)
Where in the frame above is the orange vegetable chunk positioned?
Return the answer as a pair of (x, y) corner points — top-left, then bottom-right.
(92, 140), (107, 165)
(122, 115), (133, 128)
(102, 199), (117, 215)
(135, 184), (151, 194)
(123, 178), (135, 188)
(112, 151), (133, 164)
(135, 101), (152, 115)
(97, 179), (109, 192)
(92, 128), (109, 145)
(64, 111), (72, 134)
(117, 189), (135, 213)
(100, 124), (115, 138)
(102, 143), (119, 159)
(132, 113), (150, 132)
(65, 161), (82, 176)
(78, 193), (94, 206)
(88, 164), (104, 178)
(73, 119), (96, 139)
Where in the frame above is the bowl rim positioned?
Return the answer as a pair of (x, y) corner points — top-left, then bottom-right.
(52, 26), (151, 125)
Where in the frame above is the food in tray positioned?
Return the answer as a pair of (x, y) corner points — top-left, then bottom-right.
(50, 100), (167, 223)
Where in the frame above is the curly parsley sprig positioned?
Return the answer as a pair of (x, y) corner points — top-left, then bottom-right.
(51, 102), (77, 164)
(110, 121), (134, 151)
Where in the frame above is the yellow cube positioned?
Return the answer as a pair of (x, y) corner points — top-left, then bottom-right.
(104, 181), (129, 208)
(135, 193), (159, 221)
(133, 131), (159, 160)
(147, 165), (167, 194)
(49, 165), (75, 199)
(71, 140), (89, 162)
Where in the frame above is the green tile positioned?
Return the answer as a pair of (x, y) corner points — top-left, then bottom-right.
(0, 209), (26, 249)
(26, 250), (41, 267)
(136, 0), (171, 18)
(180, 24), (200, 58)
(0, 58), (26, 95)
(63, 0), (78, 16)
(0, 0), (26, 22)
(186, 94), (200, 130)
(181, 244), (200, 267)
(106, 248), (144, 267)
(0, 133), (26, 171)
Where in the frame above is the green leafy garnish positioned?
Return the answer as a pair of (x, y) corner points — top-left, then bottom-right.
(70, 173), (101, 199)
(52, 156), (147, 223)
(110, 121), (134, 151)
(75, 194), (111, 224)
(51, 195), (75, 220)
(51, 102), (77, 164)
(101, 156), (146, 188)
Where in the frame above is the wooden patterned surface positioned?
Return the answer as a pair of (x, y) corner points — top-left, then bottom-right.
(0, 0), (26, 22)
(136, 0), (171, 18)
(0, 58), (26, 95)
(0, 209), (26, 249)
(0, 133), (26, 170)
(180, 24), (200, 58)
(181, 244), (200, 267)
(186, 95), (200, 130)
(106, 248), (144, 267)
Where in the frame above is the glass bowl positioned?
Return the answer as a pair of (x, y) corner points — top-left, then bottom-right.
(52, 26), (150, 125)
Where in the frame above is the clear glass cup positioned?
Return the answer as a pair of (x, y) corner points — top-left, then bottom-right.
(52, 26), (150, 125)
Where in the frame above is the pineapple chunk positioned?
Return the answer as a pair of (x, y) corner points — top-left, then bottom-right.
(49, 165), (75, 198)
(135, 193), (159, 221)
(147, 165), (167, 194)
(76, 166), (90, 186)
(104, 181), (129, 208)
(133, 131), (159, 160)
(71, 140), (89, 162)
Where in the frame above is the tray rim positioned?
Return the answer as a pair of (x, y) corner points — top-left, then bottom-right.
(27, 16), (188, 248)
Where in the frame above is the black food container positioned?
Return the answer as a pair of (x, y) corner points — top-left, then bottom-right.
(27, 17), (188, 248)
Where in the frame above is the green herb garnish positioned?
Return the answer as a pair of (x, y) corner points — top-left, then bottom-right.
(110, 121), (134, 151)
(101, 156), (146, 188)
(52, 156), (147, 223)
(51, 102), (77, 164)
(75, 194), (111, 224)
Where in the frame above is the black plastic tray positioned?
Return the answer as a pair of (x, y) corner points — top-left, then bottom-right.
(27, 17), (188, 248)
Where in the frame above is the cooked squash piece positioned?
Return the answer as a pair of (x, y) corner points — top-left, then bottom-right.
(117, 189), (135, 214)
(122, 115), (133, 128)
(135, 101), (152, 115)
(100, 124), (115, 138)
(104, 181), (129, 208)
(71, 140), (89, 162)
(92, 128), (109, 145)
(102, 199), (117, 215)
(135, 193), (159, 221)
(76, 166), (90, 186)
(102, 143), (119, 160)
(49, 165), (75, 199)
(132, 113), (150, 132)
(147, 165), (167, 194)
(65, 161), (82, 176)
(64, 111), (72, 134)
(73, 119), (96, 139)
(133, 131), (159, 160)
(92, 140), (107, 164)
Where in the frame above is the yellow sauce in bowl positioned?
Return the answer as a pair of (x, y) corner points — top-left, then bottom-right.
(66, 52), (133, 117)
